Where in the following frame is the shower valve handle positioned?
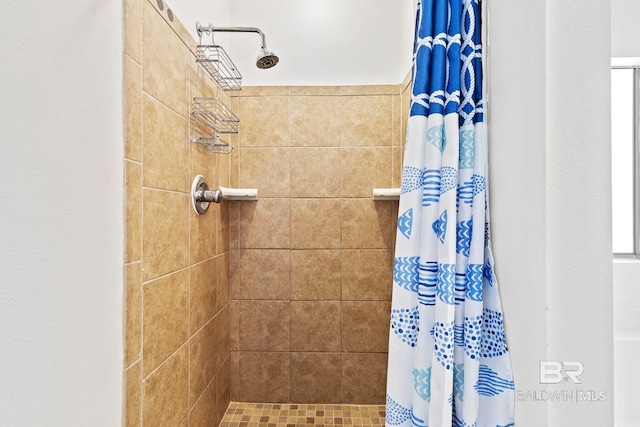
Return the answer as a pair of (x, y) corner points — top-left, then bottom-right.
(195, 188), (221, 204)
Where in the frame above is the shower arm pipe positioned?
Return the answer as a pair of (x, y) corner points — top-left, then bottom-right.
(196, 22), (267, 49)
(212, 27), (269, 49)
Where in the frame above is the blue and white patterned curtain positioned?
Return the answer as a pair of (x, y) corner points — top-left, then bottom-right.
(385, 1), (514, 426)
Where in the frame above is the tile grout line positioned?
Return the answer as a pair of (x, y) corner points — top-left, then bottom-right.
(287, 89), (293, 403)
(138, 11), (147, 423)
(186, 47), (194, 426)
(339, 91), (345, 404)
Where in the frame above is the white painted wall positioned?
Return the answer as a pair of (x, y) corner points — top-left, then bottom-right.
(171, 0), (415, 86)
(227, 0), (413, 86)
(163, 0), (232, 51)
(0, 1), (123, 426)
(486, 0), (548, 423)
(489, 1), (613, 426)
(545, 2), (612, 426)
(612, 0), (640, 57)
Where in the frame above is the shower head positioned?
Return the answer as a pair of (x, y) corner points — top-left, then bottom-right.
(256, 48), (279, 69)
(209, 26), (280, 69)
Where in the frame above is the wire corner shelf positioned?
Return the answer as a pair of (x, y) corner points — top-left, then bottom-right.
(192, 97), (239, 134)
(192, 135), (235, 154)
(196, 45), (242, 91)
(191, 97), (238, 154)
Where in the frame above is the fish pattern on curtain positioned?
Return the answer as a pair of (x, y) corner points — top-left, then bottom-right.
(385, 1), (515, 426)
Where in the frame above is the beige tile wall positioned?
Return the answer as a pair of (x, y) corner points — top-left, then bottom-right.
(124, 0), (414, 419)
(124, 0), (232, 425)
(228, 82), (412, 405)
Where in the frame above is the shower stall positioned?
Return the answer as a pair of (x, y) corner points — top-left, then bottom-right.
(123, 0), (411, 425)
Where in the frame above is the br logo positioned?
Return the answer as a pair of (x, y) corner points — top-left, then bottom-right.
(539, 361), (584, 384)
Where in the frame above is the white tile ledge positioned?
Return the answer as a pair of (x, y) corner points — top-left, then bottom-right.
(372, 188), (400, 200)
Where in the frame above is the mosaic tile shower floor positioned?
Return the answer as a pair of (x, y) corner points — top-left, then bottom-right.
(219, 402), (386, 427)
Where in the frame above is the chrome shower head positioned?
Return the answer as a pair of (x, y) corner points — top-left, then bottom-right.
(209, 26), (280, 69)
(256, 48), (279, 69)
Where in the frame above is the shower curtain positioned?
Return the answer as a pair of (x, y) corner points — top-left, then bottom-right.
(385, 1), (514, 426)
